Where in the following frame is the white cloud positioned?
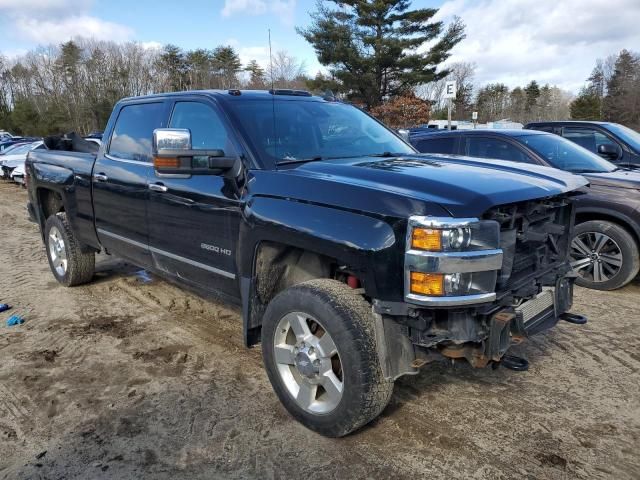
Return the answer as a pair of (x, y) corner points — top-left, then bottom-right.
(140, 41), (163, 51)
(13, 15), (133, 44)
(433, 0), (640, 92)
(1, 0), (133, 45)
(221, 0), (297, 25)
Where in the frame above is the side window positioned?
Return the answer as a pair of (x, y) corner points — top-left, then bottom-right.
(466, 137), (529, 163)
(563, 127), (618, 155)
(169, 102), (237, 156)
(415, 137), (456, 154)
(109, 102), (165, 162)
(534, 125), (554, 133)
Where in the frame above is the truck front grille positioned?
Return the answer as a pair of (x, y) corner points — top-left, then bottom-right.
(483, 195), (574, 290)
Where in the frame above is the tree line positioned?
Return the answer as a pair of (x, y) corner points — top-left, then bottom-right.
(415, 62), (573, 125)
(0, 39), (307, 136)
(0, 0), (637, 136)
(570, 49), (640, 130)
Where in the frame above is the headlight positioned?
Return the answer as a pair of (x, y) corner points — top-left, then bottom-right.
(405, 216), (502, 306)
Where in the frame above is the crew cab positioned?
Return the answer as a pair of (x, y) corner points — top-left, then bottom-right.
(525, 121), (640, 167)
(411, 129), (640, 290)
(26, 90), (587, 437)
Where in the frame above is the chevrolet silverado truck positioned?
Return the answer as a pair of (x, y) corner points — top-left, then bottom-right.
(26, 90), (588, 437)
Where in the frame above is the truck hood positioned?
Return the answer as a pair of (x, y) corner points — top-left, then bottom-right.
(282, 154), (588, 217)
(582, 169), (640, 190)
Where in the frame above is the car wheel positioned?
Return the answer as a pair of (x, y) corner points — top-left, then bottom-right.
(570, 220), (640, 290)
(261, 279), (394, 437)
(44, 212), (95, 286)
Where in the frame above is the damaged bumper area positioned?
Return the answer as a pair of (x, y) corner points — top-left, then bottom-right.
(374, 194), (588, 379)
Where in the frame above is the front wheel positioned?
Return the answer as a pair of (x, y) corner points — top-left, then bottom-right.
(261, 279), (394, 437)
(44, 212), (95, 286)
(570, 220), (639, 290)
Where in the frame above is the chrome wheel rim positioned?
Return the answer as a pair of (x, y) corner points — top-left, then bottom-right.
(48, 226), (68, 277)
(273, 312), (343, 414)
(570, 232), (623, 283)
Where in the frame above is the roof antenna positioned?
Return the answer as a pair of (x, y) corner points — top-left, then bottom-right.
(268, 28), (275, 91)
(269, 28), (278, 165)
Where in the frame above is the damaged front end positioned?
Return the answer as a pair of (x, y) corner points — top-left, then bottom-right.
(374, 194), (587, 379)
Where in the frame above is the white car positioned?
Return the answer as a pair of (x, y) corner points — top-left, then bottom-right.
(10, 163), (25, 185)
(0, 141), (45, 180)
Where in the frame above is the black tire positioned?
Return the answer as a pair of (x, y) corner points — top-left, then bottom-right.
(571, 220), (639, 290)
(261, 279), (394, 437)
(44, 212), (95, 287)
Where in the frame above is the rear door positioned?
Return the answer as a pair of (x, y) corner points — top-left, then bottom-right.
(93, 101), (169, 267)
(146, 98), (244, 298)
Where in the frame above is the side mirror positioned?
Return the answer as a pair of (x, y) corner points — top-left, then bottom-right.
(597, 143), (620, 160)
(152, 128), (239, 175)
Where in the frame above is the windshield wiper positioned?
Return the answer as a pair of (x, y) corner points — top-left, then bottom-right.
(277, 156), (324, 165)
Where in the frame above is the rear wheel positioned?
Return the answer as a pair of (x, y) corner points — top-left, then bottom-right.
(261, 279), (394, 437)
(570, 220), (639, 290)
(44, 213), (95, 286)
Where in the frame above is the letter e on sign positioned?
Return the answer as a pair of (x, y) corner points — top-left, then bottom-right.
(444, 81), (457, 100)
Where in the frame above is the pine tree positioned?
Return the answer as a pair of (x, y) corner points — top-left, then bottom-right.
(298, 0), (465, 108)
(245, 60), (266, 89)
(570, 88), (601, 120)
(211, 46), (241, 89)
(603, 49), (640, 127)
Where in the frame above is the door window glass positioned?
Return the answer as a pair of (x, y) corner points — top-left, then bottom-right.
(466, 137), (529, 162)
(563, 127), (618, 155)
(109, 102), (165, 162)
(170, 102), (237, 158)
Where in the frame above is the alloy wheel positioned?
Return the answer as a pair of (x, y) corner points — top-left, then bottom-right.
(48, 226), (68, 277)
(570, 231), (623, 283)
(273, 311), (343, 414)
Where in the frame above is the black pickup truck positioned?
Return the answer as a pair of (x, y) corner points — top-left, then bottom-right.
(26, 90), (587, 437)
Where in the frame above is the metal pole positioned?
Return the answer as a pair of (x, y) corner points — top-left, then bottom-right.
(447, 98), (452, 130)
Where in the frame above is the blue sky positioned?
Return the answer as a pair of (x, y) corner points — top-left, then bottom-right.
(1, 0), (639, 92)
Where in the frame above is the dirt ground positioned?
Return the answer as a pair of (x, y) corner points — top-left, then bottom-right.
(0, 181), (638, 480)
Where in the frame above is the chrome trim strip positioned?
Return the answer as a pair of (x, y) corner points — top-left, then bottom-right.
(97, 228), (236, 280)
(104, 153), (153, 166)
(405, 291), (496, 307)
(405, 248), (503, 274)
(98, 228), (148, 250)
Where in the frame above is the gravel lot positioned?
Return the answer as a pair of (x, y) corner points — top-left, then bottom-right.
(0, 181), (638, 479)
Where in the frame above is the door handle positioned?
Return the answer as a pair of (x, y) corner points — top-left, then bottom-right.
(148, 183), (168, 193)
(93, 173), (108, 182)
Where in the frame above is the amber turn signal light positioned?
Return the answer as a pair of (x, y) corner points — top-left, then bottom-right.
(411, 228), (442, 251)
(153, 157), (180, 168)
(410, 272), (444, 296)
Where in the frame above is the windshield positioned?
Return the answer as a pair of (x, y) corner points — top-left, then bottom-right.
(520, 133), (616, 173)
(227, 99), (415, 164)
(604, 123), (640, 152)
(4, 143), (34, 155)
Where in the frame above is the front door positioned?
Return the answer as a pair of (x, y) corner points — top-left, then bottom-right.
(146, 99), (244, 298)
(93, 101), (168, 267)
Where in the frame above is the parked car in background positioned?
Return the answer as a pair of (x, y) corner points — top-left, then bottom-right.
(0, 141), (46, 179)
(10, 163), (26, 185)
(411, 129), (640, 290)
(0, 140), (25, 153)
(525, 121), (640, 167)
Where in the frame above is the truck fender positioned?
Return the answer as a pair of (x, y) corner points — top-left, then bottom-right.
(31, 163), (82, 240)
(238, 196), (398, 346)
